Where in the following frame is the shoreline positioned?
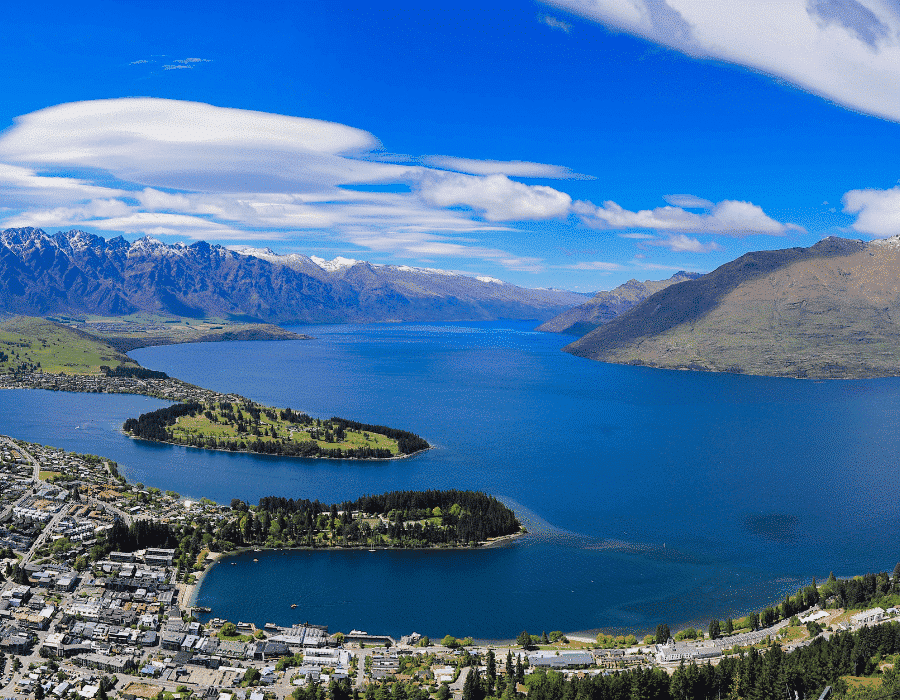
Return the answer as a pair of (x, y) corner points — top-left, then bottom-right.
(186, 530), (528, 607)
(0, 378), (433, 463)
(182, 551), (223, 609)
(123, 432), (434, 462)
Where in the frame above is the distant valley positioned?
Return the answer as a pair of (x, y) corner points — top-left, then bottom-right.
(566, 236), (900, 379)
(0, 228), (587, 324)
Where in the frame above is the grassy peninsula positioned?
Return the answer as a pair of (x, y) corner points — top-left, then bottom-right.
(123, 400), (431, 459)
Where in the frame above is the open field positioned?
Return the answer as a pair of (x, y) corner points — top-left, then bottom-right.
(124, 400), (433, 458)
(170, 404), (402, 455)
(0, 316), (139, 375)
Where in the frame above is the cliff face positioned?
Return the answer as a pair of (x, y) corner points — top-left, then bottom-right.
(537, 271), (701, 336)
(0, 228), (586, 323)
(563, 237), (900, 379)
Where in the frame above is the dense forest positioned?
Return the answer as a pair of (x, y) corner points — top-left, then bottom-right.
(221, 490), (521, 548)
(87, 490), (521, 573)
(122, 401), (430, 458)
(122, 402), (202, 441)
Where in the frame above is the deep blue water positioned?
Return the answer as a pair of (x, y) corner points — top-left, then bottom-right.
(2, 320), (899, 639)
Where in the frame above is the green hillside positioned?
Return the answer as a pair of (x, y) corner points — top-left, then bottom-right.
(0, 316), (140, 375)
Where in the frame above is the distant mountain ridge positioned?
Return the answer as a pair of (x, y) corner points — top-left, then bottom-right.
(537, 271), (701, 336)
(0, 228), (587, 323)
(564, 236), (900, 379)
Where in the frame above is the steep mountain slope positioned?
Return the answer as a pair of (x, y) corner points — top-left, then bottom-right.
(565, 236), (900, 379)
(537, 271), (701, 336)
(0, 229), (586, 323)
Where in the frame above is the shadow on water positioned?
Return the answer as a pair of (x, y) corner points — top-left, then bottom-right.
(744, 513), (799, 543)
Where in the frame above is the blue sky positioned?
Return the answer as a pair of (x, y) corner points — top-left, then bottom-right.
(1, 0), (899, 291)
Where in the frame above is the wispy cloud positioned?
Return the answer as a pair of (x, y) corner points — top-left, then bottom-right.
(539, 14), (573, 33)
(129, 56), (213, 72)
(422, 156), (593, 180)
(558, 261), (624, 270)
(542, 0), (900, 122)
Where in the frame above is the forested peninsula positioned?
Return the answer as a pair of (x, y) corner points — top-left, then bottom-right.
(105, 489), (522, 556)
(122, 400), (431, 459)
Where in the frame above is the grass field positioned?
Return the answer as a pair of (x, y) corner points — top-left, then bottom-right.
(170, 403), (401, 455)
(0, 316), (139, 375)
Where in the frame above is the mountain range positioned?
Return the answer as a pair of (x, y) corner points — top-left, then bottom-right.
(565, 236), (900, 379)
(0, 228), (587, 324)
(537, 271), (701, 336)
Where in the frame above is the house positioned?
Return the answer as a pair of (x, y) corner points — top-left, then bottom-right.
(851, 608), (885, 627)
(527, 651), (595, 668)
(161, 631), (185, 651)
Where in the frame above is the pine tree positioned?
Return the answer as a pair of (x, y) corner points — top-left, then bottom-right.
(486, 649), (496, 696)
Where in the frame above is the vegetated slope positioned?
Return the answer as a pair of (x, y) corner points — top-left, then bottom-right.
(565, 236), (900, 379)
(537, 271), (701, 336)
(0, 316), (140, 375)
(0, 228), (586, 323)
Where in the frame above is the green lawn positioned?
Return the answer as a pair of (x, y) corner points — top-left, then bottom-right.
(170, 403), (401, 455)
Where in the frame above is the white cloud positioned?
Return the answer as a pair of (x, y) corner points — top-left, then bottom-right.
(663, 194), (714, 209)
(539, 14), (573, 33)
(843, 185), (900, 236)
(0, 98), (799, 272)
(0, 163), (128, 202)
(574, 198), (799, 236)
(646, 234), (721, 253)
(542, 0), (900, 122)
(423, 155), (592, 179)
(416, 171), (573, 221)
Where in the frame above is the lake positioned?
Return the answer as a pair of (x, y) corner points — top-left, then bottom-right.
(2, 320), (898, 639)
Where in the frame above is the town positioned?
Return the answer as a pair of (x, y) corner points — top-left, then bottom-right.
(0, 436), (896, 700)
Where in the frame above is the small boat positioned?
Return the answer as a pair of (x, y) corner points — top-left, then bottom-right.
(253, 558), (259, 562)
(291, 604), (298, 608)
(368, 549), (376, 552)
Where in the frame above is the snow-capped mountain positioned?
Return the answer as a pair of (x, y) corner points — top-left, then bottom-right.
(0, 228), (587, 323)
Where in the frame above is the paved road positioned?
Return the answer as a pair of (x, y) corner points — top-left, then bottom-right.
(0, 437), (39, 482)
(21, 503), (71, 567)
(84, 495), (133, 527)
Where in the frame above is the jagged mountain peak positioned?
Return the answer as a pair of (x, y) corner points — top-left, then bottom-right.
(310, 255), (361, 272)
(0, 226), (585, 323)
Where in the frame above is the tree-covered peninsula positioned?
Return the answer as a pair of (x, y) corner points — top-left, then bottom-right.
(98, 489), (521, 556)
(122, 400), (430, 459)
